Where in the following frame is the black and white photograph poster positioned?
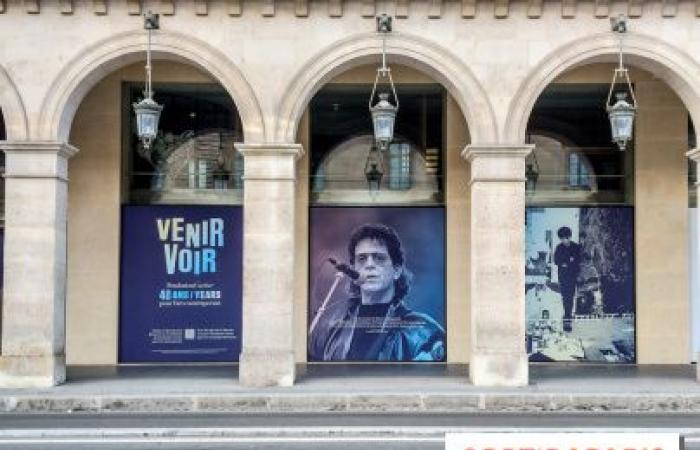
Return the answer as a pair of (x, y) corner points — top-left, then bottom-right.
(525, 207), (635, 363)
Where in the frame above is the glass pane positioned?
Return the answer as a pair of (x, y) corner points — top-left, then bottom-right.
(374, 115), (394, 140)
(310, 84), (444, 205)
(527, 84), (631, 206)
(125, 83), (243, 205)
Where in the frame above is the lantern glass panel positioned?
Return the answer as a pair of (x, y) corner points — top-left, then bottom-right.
(137, 111), (159, 139)
(610, 112), (634, 142)
(373, 113), (394, 141)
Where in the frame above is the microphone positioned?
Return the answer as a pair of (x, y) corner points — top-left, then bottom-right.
(327, 257), (359, 280)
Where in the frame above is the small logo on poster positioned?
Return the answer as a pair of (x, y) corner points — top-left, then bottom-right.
(184, 329), (196, 340)
(445, 433), (679, 450)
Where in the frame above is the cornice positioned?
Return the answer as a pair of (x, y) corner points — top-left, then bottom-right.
(0, 0), (695, 19)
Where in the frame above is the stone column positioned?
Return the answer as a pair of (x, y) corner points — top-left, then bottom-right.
(236, 143), (303, 387)
(462, 144), (532, 387)
(687, 147), (700, 381)
(0, 141), (78, 388)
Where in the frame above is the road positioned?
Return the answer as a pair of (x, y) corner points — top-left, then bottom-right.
(1, 413), (700, 449)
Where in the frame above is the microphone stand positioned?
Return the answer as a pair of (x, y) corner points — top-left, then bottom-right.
(309, 271), (345, 337)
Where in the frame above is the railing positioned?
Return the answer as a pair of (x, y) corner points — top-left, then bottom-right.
(128, 171), (243, 205)
(526, 173), (630, 205)
(309, 175), (444, 205)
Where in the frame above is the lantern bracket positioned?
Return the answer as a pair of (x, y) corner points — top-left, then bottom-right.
(369, 14), (398, 111)
(606, 15), (636, 110)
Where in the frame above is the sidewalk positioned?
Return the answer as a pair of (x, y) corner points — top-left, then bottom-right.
(0, 364), (699, 415)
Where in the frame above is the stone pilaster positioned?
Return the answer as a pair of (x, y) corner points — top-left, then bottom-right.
(462, 144), (533, 387)
(0, 141), (78, 388)
(687, 147), (700, 381)
(235, 143), (304, 387)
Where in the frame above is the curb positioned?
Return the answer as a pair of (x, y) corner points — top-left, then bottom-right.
(0, 392), (698, 414)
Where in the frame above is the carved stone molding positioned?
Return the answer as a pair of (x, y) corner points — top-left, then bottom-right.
(396, 0), (409, 17)
(194, 0), (208, 15)
(262, 0), (274, 16)
(59, 0), (73, 14)
(295, 0), (308, 17)
(126, 0), (141, 15)
(228, 0), (242, 16)
(361, 0), (375, 17)
(594, 0), (609, 17)
(328, 0), (342, 16)
(562, 0), (576, 17)
(462, 0), (476, 17)
(93, 0), (107, 14)
(0, 0), (695, 19)
(160, 0), (174, 15)
(527, 0), (542, 18)
(428, 0), (442, 18)
(24, 0), (39, 14)
(662, 0), (678, 17)
(628, 0), (643, 17)
(495, 0), (509, 18)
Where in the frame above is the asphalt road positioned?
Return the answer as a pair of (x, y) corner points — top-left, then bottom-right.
(1, 413), (700, 450)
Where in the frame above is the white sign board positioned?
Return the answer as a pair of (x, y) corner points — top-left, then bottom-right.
(446, 433), (679, 450)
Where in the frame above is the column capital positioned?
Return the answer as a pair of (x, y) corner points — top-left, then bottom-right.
(461, 144), (534, 162)
(1, 141), (79, 181)
(0, 140), (79, 159)
(686, 147), (700, 163)
(235, 142), (305, 160)
(464, 144), (534, 184)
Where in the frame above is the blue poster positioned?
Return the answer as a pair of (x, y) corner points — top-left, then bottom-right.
(525, 206), (635, 363)
(308, 207), (446, 362)
(119, 205), (242, 362)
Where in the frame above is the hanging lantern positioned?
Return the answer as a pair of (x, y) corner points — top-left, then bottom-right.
(369, 14), (399, 152)
(133, 11), (163, 150)
(607, 92), (636, 151)
(526, 162), (539, 195)
(606, 15), (637, 151)
(133, 97), (163, 149)
(213, 148), (230, 191)
(364, 145), (384, 193)
(370, 93), (397, 151)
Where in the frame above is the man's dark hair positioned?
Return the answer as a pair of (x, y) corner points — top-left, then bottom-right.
(347, 224), (411, 302)
(557, 226), (572, 239)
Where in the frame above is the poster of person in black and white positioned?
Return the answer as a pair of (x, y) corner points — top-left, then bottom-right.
(525, 207), (635, 363)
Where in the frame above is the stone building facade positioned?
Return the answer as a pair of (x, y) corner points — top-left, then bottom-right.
(0, 0), (698, 388)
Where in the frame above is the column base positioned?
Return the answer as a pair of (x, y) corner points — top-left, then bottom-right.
(469, 351), (528, 387)
(0, 355), (66, 388)
(239, 350), (295, 387)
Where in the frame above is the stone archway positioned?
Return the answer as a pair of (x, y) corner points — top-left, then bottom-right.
(275, 31), (496, 146)
(508, 32), (700, 368)
(505, 32), (700, 144)
(38, 30), (264, 143)
(0, 64), (28, 141)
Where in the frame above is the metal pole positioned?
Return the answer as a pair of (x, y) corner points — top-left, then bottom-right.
(309, 272), (345, 337)
(146, 27), (152, 99)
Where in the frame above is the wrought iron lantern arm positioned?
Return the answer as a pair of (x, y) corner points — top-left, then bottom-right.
(133, 11), (164, 150)
(605, 15), (637, 151)
(605, 24), (637, 111)
(368, 14), (399, 152)
(368, 27), (399, 112)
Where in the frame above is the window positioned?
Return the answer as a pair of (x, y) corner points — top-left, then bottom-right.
(389, 142), (411, 190)
(568, 152), (591, 189)
(309, 84), (444, 205)
(527, 84), (633, 205)
(123, 83), (243, 205)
